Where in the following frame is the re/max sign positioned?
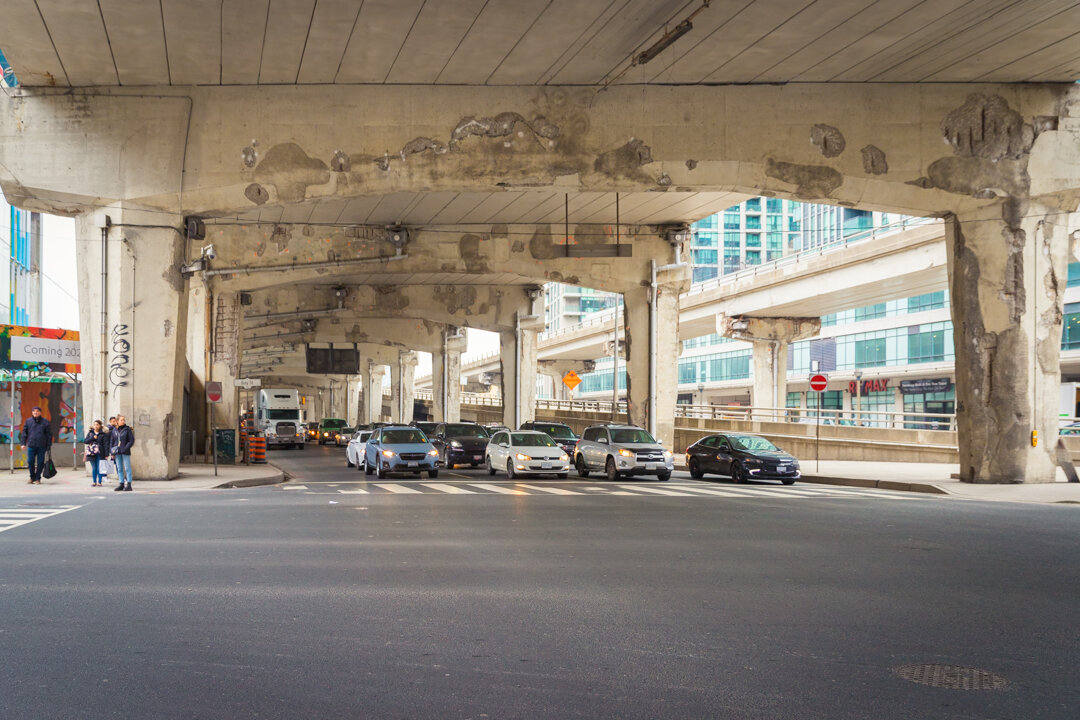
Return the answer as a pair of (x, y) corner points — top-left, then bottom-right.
(848, 378), (890, 395)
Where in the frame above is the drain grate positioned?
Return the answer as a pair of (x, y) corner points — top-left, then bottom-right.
(895, 664), (1009, 690)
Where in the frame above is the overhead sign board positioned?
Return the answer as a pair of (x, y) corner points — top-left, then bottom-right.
(0, 325), (80, 373)
(809, 374), (828, 392)
(234, 378), (262, 389)
(899, 378), (951, 394)
(563, 371), (582, 391)
(206, 381), (223, 403)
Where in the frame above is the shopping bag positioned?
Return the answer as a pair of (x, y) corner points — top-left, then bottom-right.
(42, 451), (57, 479)
(98, 458), (114, 477)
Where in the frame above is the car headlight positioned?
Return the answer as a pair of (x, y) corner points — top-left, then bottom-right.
(381, 449), (396, 457)
(450, 440), (462, 448)
(663, 450), (673, 458)
(559, 454), (569, 461)
(618, 448), (635, 457)
(427, 449), (439, 457)
(743, 458), (763, 465)
(515, 453), (532, 461)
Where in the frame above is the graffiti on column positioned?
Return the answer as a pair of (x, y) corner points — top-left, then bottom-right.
(109, 324), (131, 389)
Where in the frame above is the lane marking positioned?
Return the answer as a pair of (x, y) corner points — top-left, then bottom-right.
(337, 489), (369, 494)
(668, 486), (749, 497)
(422, 483), (475, 494)
(449, 472), (471, 479)
(618, 485), (697, 497)
(467, 483), (529, 495)
(374, 483), (423, 494)
(515, 484), (582, 495)
(282, 485), (308, 490)
(0, 505), (84, 534)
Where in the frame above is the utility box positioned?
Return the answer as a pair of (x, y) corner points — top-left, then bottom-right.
(214, 428), (236, 464)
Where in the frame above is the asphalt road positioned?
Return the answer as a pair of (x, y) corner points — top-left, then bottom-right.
(1, 444), (1078, 719)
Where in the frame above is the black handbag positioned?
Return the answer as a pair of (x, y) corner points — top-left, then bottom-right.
(42, 450), (57, 479)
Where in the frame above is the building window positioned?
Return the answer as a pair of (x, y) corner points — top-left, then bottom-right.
(854, 337), (887, 367)
(692, 249), (717, 266)
(767, 197), (783, 214)
(745, 250), (761, 265)
(855, 390), (895, 427)
(908, 291), (946, 313)
(744, 198), (761, 212)
(692, 231), (717, 248)
(745, 233), (761, 248)
(908, 327), (946, 363)
(723, 232), (741, 248)
(724, 212), (741, 230)
(692, 266), (718, 284)
(745, 215), (761, 230)
(1063, 303), (1080, 349)
(854, 303), (887, 321)
(903, 389), (954, 430)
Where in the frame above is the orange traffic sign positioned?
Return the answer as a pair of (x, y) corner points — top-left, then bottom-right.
(562, 371), (582, 391)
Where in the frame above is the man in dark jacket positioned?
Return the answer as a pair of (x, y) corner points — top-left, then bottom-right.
(110, 414), (135, 492)
(20, 406), (52, 484)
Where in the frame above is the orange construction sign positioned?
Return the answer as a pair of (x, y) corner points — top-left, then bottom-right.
(562, 371), (582, 391)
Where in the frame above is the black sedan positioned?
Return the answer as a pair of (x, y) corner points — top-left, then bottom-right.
(685, 433), (799, 485)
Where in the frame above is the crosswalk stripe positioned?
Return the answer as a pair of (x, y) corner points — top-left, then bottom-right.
(515, 484), (582, 495)
(0, 513), (52, 518)
(336, 489), (369, 494)
(618, 485), (697, 497)
(282, 485), (308, 490)
(667, 486), (748, 497)
(0, 506), (82, 534)
(422, 483), (475, 494)
(375, 483), (423, 494)
(467, 483), (528, 495)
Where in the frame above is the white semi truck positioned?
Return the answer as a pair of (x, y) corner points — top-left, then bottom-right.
(255, 388), (305, 449)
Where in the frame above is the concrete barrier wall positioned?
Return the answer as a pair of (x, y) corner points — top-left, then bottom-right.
(417, 400), (961, 463)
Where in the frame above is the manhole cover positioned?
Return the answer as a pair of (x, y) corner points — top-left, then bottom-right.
(895, 664), (1008, 690)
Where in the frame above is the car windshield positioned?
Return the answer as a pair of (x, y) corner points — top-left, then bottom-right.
(444, 424), (488, 437)
(610, 428), (656, 444)
(415, 423), (438, 434)
(267, 409), (299, 420)
(511, 433), (557, 447)
(321, 419), (347, 430)
(532, 424), (575, 439)
(382, 430), (427, 444)
(339, 428), (353, 435)
(356, 432), (371, 441)
(731, 436), (780, 453)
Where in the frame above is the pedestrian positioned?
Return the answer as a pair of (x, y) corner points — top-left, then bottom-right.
(20, 406), (52, 485)
(84, 419), (107, 487)
(110, 414), (135, 492)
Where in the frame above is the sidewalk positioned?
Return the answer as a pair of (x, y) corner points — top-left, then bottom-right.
(795, 460), (1080, 504)
(0, 462), (284, 497)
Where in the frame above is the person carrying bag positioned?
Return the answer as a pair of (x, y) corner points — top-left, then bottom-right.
(84, 420), (108, 487)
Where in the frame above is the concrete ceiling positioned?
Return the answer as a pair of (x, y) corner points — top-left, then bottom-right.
(3, 0), (1078, 88)
(226, 189), (748, 226)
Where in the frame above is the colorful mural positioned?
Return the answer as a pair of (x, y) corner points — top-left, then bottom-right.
(0, 381), (83, 444)
(0, 325), (80, 374)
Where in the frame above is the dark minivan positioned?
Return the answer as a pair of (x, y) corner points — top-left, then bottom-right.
(518, 421), (579, 458)
(429, 422), (491, 468)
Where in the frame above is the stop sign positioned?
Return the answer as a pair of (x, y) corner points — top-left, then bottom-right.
(809, 374), (828, 392)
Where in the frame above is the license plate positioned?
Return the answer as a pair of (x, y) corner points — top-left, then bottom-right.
(541, 462), (552, 469)
(407, 461), (418, 468)
(777, 465), (789, 472)
(473, 454), (482, 460)
(645, 463), (656, 470)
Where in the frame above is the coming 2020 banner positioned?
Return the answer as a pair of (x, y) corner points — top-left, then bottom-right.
(0, 325), (80, 373)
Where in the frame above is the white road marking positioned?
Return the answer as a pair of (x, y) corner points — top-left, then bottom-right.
(282, 485), (308, 490)
(375, 483), (423, 494)
(668, 486), (749, 497)
(618, 485), (697, 497)
(467, 483), (529, 495)
(0, 505), (83, 534)
(422, 483), (475, 494)
(337, 489), (369, 494)
(515, 484), (582, 495)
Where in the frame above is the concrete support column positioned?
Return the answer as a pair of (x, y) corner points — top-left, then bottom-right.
(75, 208), (189, 480)
(432, 331), (467, 422)
(389, 361), (402, 423)
(624, 280), (682, 448)
(400, 351), (418, 424)
(720, 316), (821, 414)
(946, 202), (1069, 483)
(365, 362), (387, 424)
(499, 324), (540, 430)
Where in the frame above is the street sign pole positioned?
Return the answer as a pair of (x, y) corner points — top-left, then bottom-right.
(207, 382), (223, 477)
(809, 374), (828, 473)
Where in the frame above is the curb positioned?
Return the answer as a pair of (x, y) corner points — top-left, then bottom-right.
(796, 474), (948, 495)
(212, 467), (286, 489)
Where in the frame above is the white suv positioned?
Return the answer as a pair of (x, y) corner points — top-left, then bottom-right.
(574, 424), (673, 481)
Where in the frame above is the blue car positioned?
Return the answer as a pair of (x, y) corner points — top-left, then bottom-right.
(363, 425), (441, 479)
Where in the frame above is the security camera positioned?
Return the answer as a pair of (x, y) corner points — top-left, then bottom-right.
(202, 244), (216, 261)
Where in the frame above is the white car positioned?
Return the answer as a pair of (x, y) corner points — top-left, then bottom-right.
(485, 430), (570, 479)
(345, 429), (373, 470)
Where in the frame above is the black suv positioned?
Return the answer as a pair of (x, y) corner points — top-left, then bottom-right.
(518, 421), (579, 458)
(429, 422), (491, 468)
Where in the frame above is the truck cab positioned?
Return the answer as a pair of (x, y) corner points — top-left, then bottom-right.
(255, 389), (305, 449)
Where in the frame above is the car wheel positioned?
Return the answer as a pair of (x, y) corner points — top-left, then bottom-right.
(606, 457), (620, 482)
(363, 457), (372, 475)
(428, 469), (439, 479)
(376, 461), (386, 479)
(556, 473), (568, 479)
(506, 460), (517, 479)
(575, 455), (590, 478)
(298, 444), (305, 450)
(346, 454), (353, 468)
(688, 458), (704, 479)
(781, 478), (796, 485)
(486, 456), (496, 476)
(731, 463), (745, 483)
(656, 472), (671, 482)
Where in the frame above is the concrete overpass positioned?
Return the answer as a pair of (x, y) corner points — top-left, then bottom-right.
(1, 1), (1080, 484)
